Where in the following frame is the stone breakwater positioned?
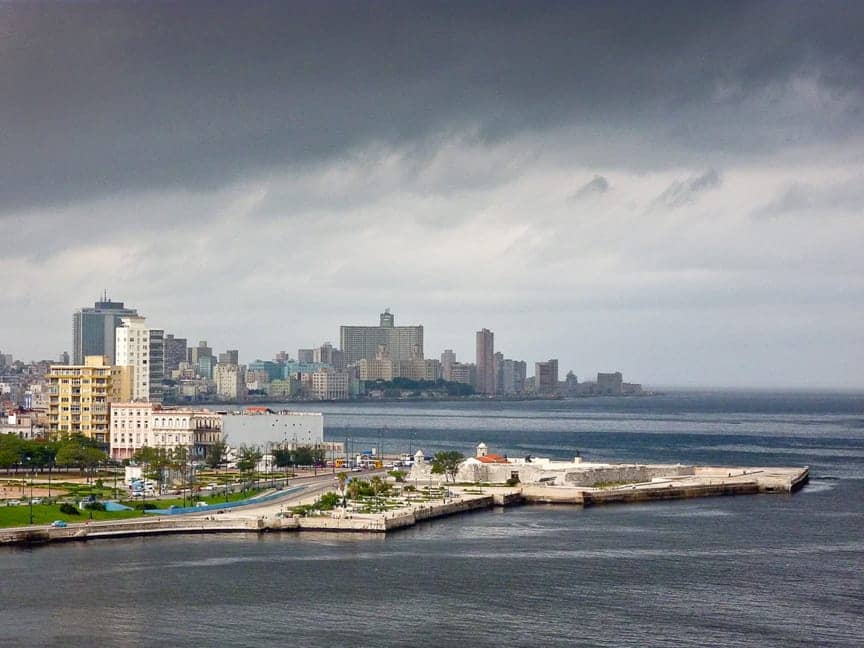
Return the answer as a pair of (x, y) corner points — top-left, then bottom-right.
(0, 465), (808, 546)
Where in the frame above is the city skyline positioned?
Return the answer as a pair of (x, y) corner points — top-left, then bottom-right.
(1, 2), (862, 389)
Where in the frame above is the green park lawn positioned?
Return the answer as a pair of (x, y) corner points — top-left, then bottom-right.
(0, 503), (141, 528)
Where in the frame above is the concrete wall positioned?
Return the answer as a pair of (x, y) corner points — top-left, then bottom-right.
(563, 464), (694, 486)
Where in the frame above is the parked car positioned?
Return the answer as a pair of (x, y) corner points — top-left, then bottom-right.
(7, 500), (21, 506)
(50, 520), (68, 528)
(30, 498), (43, 505)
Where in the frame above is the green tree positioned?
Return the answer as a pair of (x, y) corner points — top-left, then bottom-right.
(205, 437), (227, 469)
(430, 451), (464, 483)
(236, 446), (262, 484)
(388, 469), (406, 482)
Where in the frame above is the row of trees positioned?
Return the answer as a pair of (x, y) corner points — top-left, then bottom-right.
(0, 434), (107, 472)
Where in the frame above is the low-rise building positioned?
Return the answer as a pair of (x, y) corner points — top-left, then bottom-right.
(310, 369), (350, 400)
(109, 402), (223, 461)
(220, 408), (324, 447)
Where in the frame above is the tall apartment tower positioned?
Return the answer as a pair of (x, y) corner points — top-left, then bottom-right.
(475, 329), (495, 395)
(440, 350), (456, 381)
(164, 334), (188, 374)
(72, 296), (138, 364)
(218, 349), (239, 365)
(534, 359), (559, 395)
(115, 316), (165, 402)
(189, 341), (213, 378)
(340, 309), (423, 365)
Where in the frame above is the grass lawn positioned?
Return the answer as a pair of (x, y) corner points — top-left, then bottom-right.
(0, 503), (142, 528)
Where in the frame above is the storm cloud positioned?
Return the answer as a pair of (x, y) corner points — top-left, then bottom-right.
(1, 1), (863, 388)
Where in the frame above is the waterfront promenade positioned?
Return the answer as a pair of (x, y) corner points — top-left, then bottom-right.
(0, 463), (808, 546)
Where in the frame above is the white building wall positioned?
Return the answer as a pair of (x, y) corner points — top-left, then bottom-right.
(220, 411), (324, 447)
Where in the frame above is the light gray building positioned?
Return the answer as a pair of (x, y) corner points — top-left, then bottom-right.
(72, 296), (139, 364)
(340, 309), (423, 365)
(475, 328), (495, 395)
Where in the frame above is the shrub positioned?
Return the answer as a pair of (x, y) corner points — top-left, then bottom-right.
(59, 502), (79, 515)
(505, 476), (520, 487)
(134, 502), (157, 510)
(315, 492), (341, 511)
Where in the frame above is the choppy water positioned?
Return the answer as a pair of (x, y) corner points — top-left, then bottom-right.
(1, 392), (862, 647)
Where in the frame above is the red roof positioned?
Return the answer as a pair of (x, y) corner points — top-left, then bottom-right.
(477, 454), (509, 464)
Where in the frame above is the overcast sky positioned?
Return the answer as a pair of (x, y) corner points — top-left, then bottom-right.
(1, 1), (862, 388)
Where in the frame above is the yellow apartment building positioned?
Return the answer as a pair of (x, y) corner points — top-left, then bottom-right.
(47, 355), (132, 443)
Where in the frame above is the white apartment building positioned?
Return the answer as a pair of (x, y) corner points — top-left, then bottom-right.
(310, 369), (349, 400)
(115, 316), (164, 402)
(109, 402), (223, 461)
(214, 363), (247, 400)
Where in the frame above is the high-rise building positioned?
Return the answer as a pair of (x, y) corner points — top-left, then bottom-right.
(440, 349), (456, 381)
(340, 309), (423, 365)
(313, 343), (344, 369)
(475, 329), (495, 395)
(115, 316), (165, 402)
(72, 296), (138, 364)
(534, 359), (559, 395)
(597, 372), (623, 396)
(493, 352), (504, 394)
(218, 349), (239, 365)
(502, 359), (527, 395)
(46, 355), (132, 443)
(164, 334), (188, 374)
(58, 351), (70, 365)
(214, 364), (247, 401)
(189, 341), (213, 378)
(448, 362), (473, 386)
(297, 348), (315, 363)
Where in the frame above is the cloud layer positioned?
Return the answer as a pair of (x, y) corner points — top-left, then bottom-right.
(1, 2), (863, 388)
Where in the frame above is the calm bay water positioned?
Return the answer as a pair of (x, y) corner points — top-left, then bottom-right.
(1, 392), (862, 647)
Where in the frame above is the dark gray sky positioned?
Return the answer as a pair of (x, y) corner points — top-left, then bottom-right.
(2, 1), (862, 388)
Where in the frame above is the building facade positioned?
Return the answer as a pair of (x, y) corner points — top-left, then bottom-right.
(501, 359), (527, 395)
(115, 316), (165, 402)
(72, 298), (138, 364)
(597, 372), (623, 395)
(340, 309), (423, 365)
(164, 334), (188, 374)
(214, 363), (247, 400)
(109, 402), (223, 461)
(220, 409), (324, 447)
(535, 359), (559, 395)
(475, 328), (495, 395)
(47, 355), (132, 443)
(310, 369), (350, 400)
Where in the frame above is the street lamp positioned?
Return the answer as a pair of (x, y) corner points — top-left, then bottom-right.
(25, 456), (34, 526)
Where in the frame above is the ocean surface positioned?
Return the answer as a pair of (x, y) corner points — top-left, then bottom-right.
(1, 392), (862, 647)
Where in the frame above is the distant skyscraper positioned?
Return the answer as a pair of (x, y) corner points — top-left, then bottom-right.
(72, 296), (138, 364)
(597, 371), (623, 395)
(475, 329), (495, 395)
(534, 359), (559, 395)
(297, 348), (315, 363)
(164, 334), (188, 373)
(440, 349), (456, 381)
(189, 341), (213, 378)
(115, 316), (165, 402)
(218, 349), (239, 365)
(58, 351), (70, 365)
(313, 342), (344, 369)
(494, 351), (504, 395)
(502, 359), (527, 395)
(340, 309), (423, 365)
